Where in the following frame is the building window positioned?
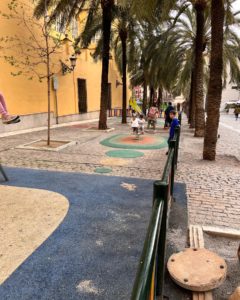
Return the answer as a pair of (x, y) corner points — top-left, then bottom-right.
(77, 79), (88, 113)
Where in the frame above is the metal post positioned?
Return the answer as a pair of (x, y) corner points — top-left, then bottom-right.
(174, 127), (180, 168)
(178, 112), (182, 125)
(154, 181), (169, 298)
(169, 140), (176, 196)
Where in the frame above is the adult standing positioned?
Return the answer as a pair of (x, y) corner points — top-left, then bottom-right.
(147, 104), (159, 132)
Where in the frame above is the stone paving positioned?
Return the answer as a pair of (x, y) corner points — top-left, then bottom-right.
(177, 114), (240, 230)
(0, 114), (239, 231)
(0, 118), (169, 180)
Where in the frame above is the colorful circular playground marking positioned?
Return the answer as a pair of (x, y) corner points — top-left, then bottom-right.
(94, 167), (113, 174)
(106, 150), (144, 159)
(100, 134), (168, 150)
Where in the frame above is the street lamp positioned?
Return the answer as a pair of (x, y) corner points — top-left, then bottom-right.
(70, 54), (77, 69)
(61, 54), (77, 75)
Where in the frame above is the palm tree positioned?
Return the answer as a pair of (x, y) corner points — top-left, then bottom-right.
(165, 2), (239, 129)
(80, 3), (137, 124)
(203, 0), (235, 160)
(193, 0), (207, 137)
(34, 0), (114, 130)
(99, 0), (114, 129)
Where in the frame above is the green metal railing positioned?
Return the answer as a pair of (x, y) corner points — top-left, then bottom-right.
(131, 126), (180, 300)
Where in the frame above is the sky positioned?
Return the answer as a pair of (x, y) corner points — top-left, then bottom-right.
(233, 0), (240, 12)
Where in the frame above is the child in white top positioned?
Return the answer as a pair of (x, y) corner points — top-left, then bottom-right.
(131, 115), (139, 134)
(138, 114), (145, 134)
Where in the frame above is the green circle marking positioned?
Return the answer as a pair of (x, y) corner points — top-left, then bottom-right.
(94, 167), (112, 174)
(106, 150), (144, 158)
(100, 134), (168, 150)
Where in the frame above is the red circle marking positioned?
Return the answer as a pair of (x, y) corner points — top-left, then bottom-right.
(119, 136), (156, 145)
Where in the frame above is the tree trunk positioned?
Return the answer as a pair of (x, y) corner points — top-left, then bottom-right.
(44, 9), (51, 146)
(194, 1), (206, 137)
(142, 79), (147, 115)
(120, 29), (128, 124)
(149, 86), (154, 107)
(189, 69), (196, 128)
(157, 87), (162, 109)
(99, 0), (113, 130)
(203, 0), (224, 160)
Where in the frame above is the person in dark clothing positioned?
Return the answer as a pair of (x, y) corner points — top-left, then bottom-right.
(166, 110), (180, 155)
(164, 102), (174, 128)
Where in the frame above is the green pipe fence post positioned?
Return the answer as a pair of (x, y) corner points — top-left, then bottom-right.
(169, 140), (176, 196)
(130, 198), (164, 300)
(174, 127), (180, 168)
(154, 181), (169, 298)
(178, 112), (182, 125)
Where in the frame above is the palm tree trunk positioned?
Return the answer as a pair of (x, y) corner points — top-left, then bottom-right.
(188, 70), (194, 124)
(203, 0), (224, 160)
(194, 1), (206, 137)
(149, 86), (154, 107)
(142, 79), (147, 115)
(99, 0), (114, 130)
(120, 29), (128, 124)
(190, 69), (196, 128)
(157, 87), (162, 109)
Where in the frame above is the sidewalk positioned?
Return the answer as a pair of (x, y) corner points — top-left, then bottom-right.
(177, 115), (240, 230)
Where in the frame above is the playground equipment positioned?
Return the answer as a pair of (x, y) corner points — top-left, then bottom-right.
(129, 98), (142, 114)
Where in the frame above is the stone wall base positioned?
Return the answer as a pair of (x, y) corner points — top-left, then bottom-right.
(0, 111), (100, 134)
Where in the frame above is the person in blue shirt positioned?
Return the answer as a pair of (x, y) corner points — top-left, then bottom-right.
(166, 110), (180, 155)
(164, 102), (174, 128)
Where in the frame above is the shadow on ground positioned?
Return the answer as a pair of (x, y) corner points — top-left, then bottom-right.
(164, 183), (192, 300)
(0, 168), (189, 300)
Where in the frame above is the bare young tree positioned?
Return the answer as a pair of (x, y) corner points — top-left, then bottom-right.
(0, 0), (65, 145)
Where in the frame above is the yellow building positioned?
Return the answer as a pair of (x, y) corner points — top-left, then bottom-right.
(0, 1), (130, 133)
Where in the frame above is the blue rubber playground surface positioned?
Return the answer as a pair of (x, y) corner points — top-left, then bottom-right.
(0, 167), (154, 300)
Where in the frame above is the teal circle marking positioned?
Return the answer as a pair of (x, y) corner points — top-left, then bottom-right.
(94, 167), (112, 174)
(106, 150), (144, 158)
(100, 134), (168, 150)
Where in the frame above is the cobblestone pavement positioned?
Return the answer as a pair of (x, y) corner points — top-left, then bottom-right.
(219, 114), (240, 160)
(0, 118), (168, 180)
(1, 115), (239, 230)
(177, 114), (240, 230)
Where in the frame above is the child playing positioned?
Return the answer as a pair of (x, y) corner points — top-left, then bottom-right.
(166, 110), (180, 155)
(0, 92), (20, 124)
(138, 114), (145, 134)
(131, 115), (139, 135)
